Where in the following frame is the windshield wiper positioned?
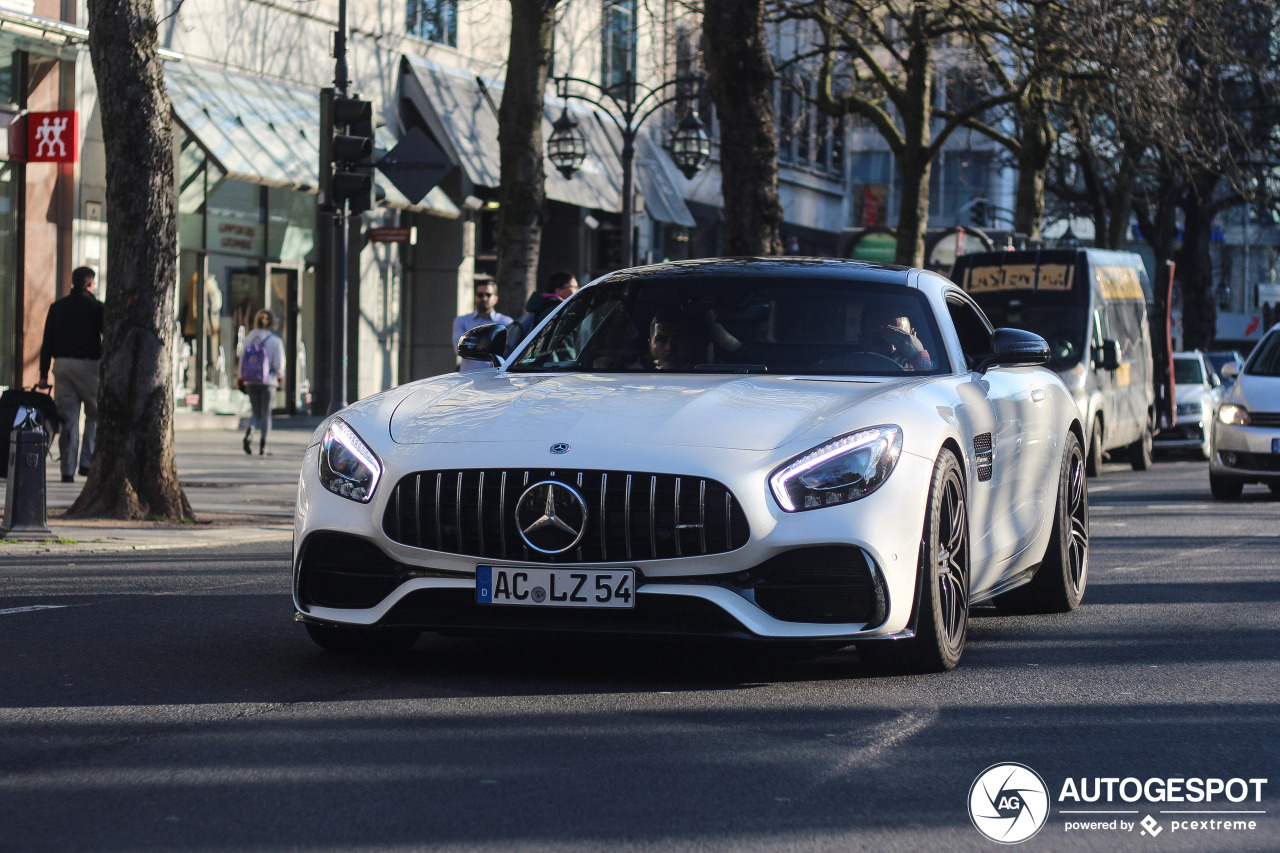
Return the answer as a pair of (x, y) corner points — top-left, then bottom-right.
(694, 363), (769, 374)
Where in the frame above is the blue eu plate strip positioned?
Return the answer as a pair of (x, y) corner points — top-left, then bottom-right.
(476, 566), (492, 603)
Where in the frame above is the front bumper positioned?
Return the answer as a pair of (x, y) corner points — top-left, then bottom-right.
(293, 442), (936, 641)
(1210, 422), (1280, 482)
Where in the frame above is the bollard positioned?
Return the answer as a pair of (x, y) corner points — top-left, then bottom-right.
(0, 409), (53, 540)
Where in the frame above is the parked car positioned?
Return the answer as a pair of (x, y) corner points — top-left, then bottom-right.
(1210, 326), (1280, 499)
(1205, 350), (1246, 390)
(1154, 350), (1221, 459)
(293, 258), (1089, 673)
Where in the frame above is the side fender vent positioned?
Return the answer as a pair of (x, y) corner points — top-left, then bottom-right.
(974, 433), (994, 482)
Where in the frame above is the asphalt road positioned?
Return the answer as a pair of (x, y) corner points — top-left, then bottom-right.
(0, 457), (1276, 852)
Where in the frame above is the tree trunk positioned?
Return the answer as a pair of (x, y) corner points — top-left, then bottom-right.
(73, 0), (191, 521)
(892, 39), (933, 267)
(495, 0), (558, 319)
(1177, 176), (1221, 350)
(1013, 90), (1054, 242)
(703, 0), (783, 256)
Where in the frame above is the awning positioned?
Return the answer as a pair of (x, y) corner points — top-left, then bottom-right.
(0, 9), (87, 59)
(399, 54), (693, 225)
(166, 60), (457, 217)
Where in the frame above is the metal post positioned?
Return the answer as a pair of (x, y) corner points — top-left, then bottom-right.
(329, 0), (350, 413)
(620, 133), (635, 267)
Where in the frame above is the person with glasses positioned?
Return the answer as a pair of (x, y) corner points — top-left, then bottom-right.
(453, 282), (513, 372)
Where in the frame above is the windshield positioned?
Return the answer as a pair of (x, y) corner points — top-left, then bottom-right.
(1245, 331), (1280, 378)
(1173, 357), (1205, 385)
(970, 299), (1089, 370)
(506, 276), (950, 376)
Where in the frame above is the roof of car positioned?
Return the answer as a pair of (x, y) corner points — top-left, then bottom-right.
(597, 257), (919, 287)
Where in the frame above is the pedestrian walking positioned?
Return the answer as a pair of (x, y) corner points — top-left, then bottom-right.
(38, 266), (104, 483)
(237, 309), (286, 456)
(452, 281), (512, 372)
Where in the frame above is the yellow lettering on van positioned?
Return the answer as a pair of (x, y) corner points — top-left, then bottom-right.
(1096, 265), (1145, 300)
(1004, 265), (1038, 290)
(1115, 362), (1131, 386)
(1037, 264), (1073, 291)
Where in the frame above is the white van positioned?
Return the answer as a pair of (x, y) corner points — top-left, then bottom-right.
(951, 248), (1157, 475)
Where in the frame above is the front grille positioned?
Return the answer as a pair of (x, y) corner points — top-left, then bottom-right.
(1249, 412), (1280, 428)
(1226, 451), (1280, 472)
(382, 469), (751, 563)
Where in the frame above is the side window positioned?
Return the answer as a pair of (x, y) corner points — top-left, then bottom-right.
(946, 294), (993, 371)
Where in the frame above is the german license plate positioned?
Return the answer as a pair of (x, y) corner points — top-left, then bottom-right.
(476, 566), (635, 609)
(1273, 438), (1279, 454)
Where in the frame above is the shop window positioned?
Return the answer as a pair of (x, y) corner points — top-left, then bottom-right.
(207, 178), (265, 258)
(0, 50), (17, 108)
(602, 0), (637, 95)
(407, 0), (457, 47)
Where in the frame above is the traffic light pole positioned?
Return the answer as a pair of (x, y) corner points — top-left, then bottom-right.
(330, 0), (350, 413)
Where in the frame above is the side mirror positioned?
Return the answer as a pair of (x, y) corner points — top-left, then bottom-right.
(457, 323), (508, 367)
(1220, 362), (1239, 380)
(1097, 339), (1122, 371)
(977, 328), (1050, 372)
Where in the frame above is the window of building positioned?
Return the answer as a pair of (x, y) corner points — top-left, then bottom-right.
(0, 49), (17, 107)
(602, 0), (637, 95)
(407, 0), (458, 47)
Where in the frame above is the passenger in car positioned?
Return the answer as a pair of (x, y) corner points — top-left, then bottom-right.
(861, 304), (934, 371)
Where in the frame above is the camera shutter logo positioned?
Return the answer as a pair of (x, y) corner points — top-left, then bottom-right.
(968, 763), (1050, 844)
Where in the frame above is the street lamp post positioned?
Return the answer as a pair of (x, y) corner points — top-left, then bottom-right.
(546, 71), (710, 267)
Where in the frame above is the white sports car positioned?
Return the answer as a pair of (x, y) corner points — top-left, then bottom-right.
(293, 258), (1089, 672)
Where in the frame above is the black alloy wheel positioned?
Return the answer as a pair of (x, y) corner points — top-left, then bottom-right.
(861, 448), (969, 673)
(996, 431), (1090, 613)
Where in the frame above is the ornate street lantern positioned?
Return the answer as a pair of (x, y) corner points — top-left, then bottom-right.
(668, 111), (711, 180)
(547, 108), (588, 179)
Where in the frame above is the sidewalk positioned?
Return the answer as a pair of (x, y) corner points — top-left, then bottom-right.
(0, 419), (320, 554)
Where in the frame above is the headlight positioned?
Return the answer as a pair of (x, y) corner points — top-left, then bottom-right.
(1218, 404), (1250, 426)
(318, 418), (383, 502)
(770, 425), (903, 512)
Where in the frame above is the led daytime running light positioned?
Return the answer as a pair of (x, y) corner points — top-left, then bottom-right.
(770, 426), (902, 512)
(320, 418), (382, 502)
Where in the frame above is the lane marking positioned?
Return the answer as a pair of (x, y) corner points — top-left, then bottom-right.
(0, 605), (68, 615)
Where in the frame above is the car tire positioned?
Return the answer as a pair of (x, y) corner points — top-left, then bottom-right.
(304, 622), (421, 653)
(1128, 421), (1153, 471)
(1209, 472), (1244, 501)
(995, 432), (1089, 614)
(1199, 428), (1212, 461)
(860, 448), (969, 674)
(1085, 419), (1103, 478)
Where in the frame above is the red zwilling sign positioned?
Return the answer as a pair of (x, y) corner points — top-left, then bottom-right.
(369, 227), (414, 243)
(26, 111), (78, 163)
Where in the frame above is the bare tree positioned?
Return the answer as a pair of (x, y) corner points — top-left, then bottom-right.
(703, 0), (784, 255)
(73, 0), (191, 521)
(494, 0), (561, 318)
(776, 0), (1015, 265)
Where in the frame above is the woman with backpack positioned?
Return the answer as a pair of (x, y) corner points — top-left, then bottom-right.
(237, 309), (286, 455)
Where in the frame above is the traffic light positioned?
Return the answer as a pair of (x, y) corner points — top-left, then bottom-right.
(322, 89), (375, 213)
(970, 199), (989, 228)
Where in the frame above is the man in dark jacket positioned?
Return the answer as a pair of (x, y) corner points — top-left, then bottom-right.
(38, 266), (104, 483)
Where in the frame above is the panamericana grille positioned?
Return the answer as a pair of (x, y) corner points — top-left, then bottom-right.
(382, 468), (751, 563)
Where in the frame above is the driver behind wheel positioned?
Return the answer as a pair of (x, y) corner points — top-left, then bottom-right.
(861, 303), (934, 371)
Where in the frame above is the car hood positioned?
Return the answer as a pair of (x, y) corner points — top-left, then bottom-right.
(389, 372), (897, 451)
(1174, 383), (1213, 405)
(1231, 372), (1280, 411)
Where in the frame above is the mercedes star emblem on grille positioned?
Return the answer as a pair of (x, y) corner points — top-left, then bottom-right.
(550, 443), (571, 454)
(515, 480), (589, 554)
